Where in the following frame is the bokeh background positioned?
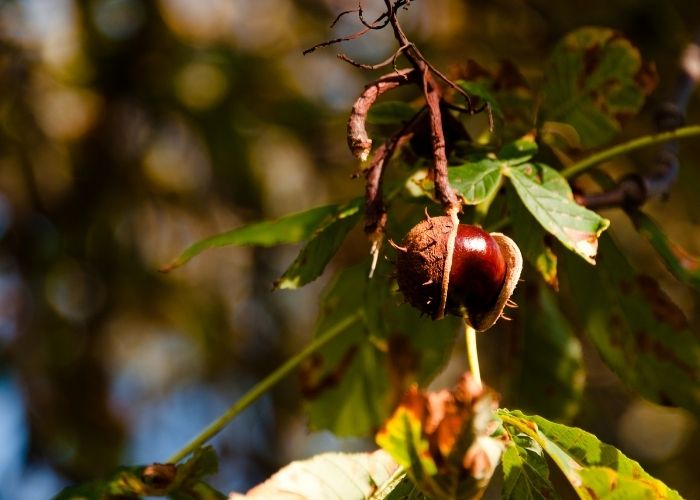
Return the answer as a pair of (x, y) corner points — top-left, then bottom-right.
(0, 0), (699, 498)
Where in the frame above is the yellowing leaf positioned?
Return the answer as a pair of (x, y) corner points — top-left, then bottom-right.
(499, 411), (681, 500)
(377, 375), (504, 499)
(506, 164), (609, 264)
(560, 234), (700, 415)
(542, 27), (657, 148)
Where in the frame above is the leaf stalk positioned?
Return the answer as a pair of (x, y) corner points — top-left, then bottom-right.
(166, 313), (362, 463)
(561, 125), (700, 179)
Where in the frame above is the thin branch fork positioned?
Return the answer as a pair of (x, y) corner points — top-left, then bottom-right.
(380, 0), (460, 212)
(304, 0), (410, 55)
(310, 0), (479, 279)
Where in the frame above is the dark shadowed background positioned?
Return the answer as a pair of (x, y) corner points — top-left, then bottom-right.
(0, 0), (699, 498)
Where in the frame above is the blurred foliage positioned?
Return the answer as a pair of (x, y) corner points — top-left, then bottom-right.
(0, 0), (699, 498)
(56, 446), (224, 499)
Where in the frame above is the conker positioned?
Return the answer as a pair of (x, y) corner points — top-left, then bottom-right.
(395, 215), (522, 330)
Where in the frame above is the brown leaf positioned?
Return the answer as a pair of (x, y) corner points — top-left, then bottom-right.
(376, 373), (506, 499)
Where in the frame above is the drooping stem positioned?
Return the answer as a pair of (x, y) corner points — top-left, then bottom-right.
(166, 313), (362, 464)
(561, 125), (700, 179)
(347, 68), (416, 161)
(465, 321), (482, 390)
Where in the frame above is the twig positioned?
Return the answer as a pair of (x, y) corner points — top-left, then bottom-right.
(337, 43), (410, 71)
(380, 0), (460, 213)
(561, 125), (700, 179)
(347, 68), (416, 160)
(365, 107), (428, 277)
(166, 313), (362, 463)
(423, 69), (460, 210)
(303, 0), (400, 55)
(303, 27), (371, 55)
(330, 8), (360, 29)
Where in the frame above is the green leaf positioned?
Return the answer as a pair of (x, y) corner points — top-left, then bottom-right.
(507, 187), (558, 288)
(499, 410), (682, 500)
(629, 210), (700, 291)
(560, 234), (700, 416)
(508, 283), (584, 421)
(302, 262), (459, 436)
(274, 198), (363, 289)
(502, 432), (559, 500)
(381, 473), (431, 500)
(229, 450), (401, 499)
(457, 80), (503, 118)
(367, 101), (418, 125)
(499, 136), (538, 165)
(448, 158), (503, 205)
(541, 27), (656, 148)
(301, 265), (387, 435)
(161, 204), (342, 271)
(506, 163), (609, 264)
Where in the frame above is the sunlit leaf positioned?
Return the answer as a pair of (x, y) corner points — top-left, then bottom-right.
(629, 210), (700, 291)
(498, 135), (538, 165)
(229, 450), (400, 499)
(541, 27), (657, 148)
(302, 262), (459, 436)
(506, 163), (609, 264)
(367, 101), (418, 125)
(274, 198), (363, 289)
(161, 204), (342, 271)
(448, 158), (503, 205)
(507, 283), (584, 421)
(377, 376), (504, 499)
(560, 234), (700, 416)
(499, 410), (681, 500)
(381, 473), (431, 500)
(507, 188), (559, 288)
(502, 432), (559, 499)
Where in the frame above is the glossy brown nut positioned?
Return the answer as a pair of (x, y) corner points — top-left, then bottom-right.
(395, 215), (522, 330)
(446, 225), (507, 317)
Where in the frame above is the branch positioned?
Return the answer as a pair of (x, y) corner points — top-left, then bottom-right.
(423, 70), (460, 211)
(347, 68), (416, 160)
(303, 0), (407, 55)
(166, 313), (361, 464)
(561, 125), (700, 179)
(364, 107), (427, 277)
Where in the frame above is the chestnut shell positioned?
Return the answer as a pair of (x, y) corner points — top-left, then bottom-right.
(395, 215), (522, 330)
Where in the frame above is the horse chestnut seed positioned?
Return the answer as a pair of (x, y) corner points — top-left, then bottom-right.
(448, 225), (507, 315)
(395, 215), (522, 330)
